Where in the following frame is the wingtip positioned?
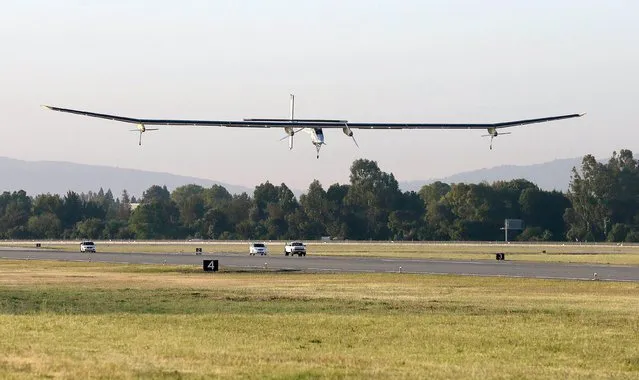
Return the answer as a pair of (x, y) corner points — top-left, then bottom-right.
(579, 112), (587, 117)
(41, 105), (52, 110)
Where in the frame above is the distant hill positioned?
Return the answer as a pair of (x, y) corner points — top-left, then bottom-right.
(399, 157), (584, 193)
(0, 157), (253, 198)
(1, 156), (587, 199)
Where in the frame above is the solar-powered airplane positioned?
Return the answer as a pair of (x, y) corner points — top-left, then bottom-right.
(44, 95), (583, 158)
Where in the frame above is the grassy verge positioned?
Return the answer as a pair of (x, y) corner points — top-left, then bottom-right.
(0, 260), (638, 378)
(4, 241), (639, 265)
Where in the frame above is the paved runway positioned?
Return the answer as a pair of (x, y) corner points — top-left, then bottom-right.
(2, 248), (639, 282)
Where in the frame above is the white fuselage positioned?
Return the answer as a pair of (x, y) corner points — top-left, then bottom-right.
(305, 127), (325, 146)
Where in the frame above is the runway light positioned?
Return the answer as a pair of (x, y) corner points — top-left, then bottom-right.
(264, 263), (268, 270)
(399, 266), (402, 273)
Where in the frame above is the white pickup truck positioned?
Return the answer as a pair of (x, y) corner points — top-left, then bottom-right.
(284, 241), (306, 256)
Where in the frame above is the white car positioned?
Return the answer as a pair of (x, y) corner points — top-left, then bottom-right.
(80, 241), (96, 253)
(249, 242), (268, 256)
(284, 241), (306, 256)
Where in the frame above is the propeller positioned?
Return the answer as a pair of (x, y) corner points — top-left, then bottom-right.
(481, 131), (511, 150)
(481, 132), (512, 137)
(129, 126), (159, 146)
(342, 125), (359, 148)
(350, 134), (359, 148)
(279, 128), (304, 150)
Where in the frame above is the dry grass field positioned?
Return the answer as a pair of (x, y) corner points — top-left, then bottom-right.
(0, 260), (638, 378)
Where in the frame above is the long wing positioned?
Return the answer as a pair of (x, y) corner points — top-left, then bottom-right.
(43, 105), (282, 128)
(344, 114), (583, 130)
(43, 105), (582, 130)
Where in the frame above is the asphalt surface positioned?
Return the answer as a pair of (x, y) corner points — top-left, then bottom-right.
(2, 248), (639, 282)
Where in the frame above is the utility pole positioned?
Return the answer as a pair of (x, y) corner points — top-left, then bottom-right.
(505, 220), (509, 242)
(500, 220), (508, 242)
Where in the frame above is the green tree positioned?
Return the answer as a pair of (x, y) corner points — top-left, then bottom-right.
(564, 151), (639, 241)
(424, 201), (455, 240)
(60, 191), (83, 231)
(607, 223), (630, 242)
(27, 213), (62, 239)
(172, 184), (206, 236)
(325, 183), (350, 238)
(418, 181), (451, 205)
(344, 159), (401, 239)
(0, 190), (32, 238)
(252, 182), (279, 222)
(141, 185), (172, 204)
(129, 186), (181, 239)
(519, 188), (570, 240)
(419, 182), (453, 240)
(33, 194), (63, 216)
(441, 183), (501, 240)
(388, 191), (425, 240)
(299, 180), (331, 237)
(491, 179), (538, 218)
(203, 185), (233, 209)
(517, 227), (553, 241)
(225, 193), (252, 234)
(202, 208), (230, 239)
(250, 182), (300, 239)
(74, 218), (104, 239)
(103, 219), (132, 239)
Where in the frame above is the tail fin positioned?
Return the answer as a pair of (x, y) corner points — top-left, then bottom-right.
(289, 94), (295, 120)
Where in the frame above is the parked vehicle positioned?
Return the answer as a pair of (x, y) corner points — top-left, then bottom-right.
(249, 242), (268, 256)
(80, 241), (96, 253)
(284, 241), (306, 256)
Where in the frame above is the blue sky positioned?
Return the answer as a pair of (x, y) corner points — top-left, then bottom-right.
(1, 1), (637, 190)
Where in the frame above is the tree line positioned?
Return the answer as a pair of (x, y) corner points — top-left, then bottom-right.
(2, 150), (639, 242)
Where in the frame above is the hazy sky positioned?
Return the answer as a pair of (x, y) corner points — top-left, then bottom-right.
(1, 1), (637, 191)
